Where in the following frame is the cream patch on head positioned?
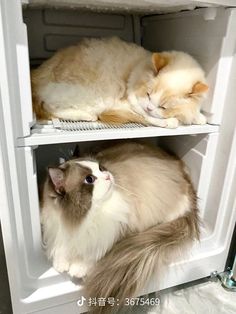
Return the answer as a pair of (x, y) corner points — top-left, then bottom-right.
(129, 51), (208, 124)
(76, 160), (114, 202)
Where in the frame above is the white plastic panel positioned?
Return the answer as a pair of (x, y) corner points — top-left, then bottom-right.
(23, 8), (135, 65)
(1, 2), (236, 314)
(22, 0), (236, 13)
(17, 123), (219, 146)
(0, 0), (33, 137)
(31, 301), (87, 314)
(159, 133), (218, 215)
(142, 8), (236, 124)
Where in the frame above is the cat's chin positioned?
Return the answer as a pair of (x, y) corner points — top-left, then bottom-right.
(146, 109), (164, 119)
(95, 180), (114, 203)
(140, 104), (164, 119)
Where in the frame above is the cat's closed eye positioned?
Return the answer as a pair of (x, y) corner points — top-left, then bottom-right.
(159, 103), (167, 109)
(85, 175), (96, 184)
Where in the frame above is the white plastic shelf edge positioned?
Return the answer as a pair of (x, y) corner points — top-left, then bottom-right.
(17, 124), (220, 146)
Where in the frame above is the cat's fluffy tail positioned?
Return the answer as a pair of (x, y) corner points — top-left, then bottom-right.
(85, 208), (200, 313)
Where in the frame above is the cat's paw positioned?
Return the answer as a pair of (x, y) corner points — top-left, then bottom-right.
(194, 113), (207, 125)
(53, 259), (70, 273)
(68, 262), (88, 278)
(146, 116), (179, 128)
(164, 118), (179, 129)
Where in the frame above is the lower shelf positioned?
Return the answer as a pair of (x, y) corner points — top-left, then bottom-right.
(17, 121), (220, 146)
(20, 237), (228, 314)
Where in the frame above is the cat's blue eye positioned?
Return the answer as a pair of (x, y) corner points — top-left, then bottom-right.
(85, 175), (96, 184)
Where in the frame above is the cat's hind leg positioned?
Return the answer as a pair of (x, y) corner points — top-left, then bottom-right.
(53, 108), (97, 121)
(99, 109), (179, 128)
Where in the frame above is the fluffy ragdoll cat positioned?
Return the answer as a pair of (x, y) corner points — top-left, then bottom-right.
(40, 141), (200, 312)
(32, 37), (208, 128)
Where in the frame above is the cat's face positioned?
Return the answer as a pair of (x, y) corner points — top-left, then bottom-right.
(46, 159), (114, 222)
(77, 160), (114, 201)
(131, 52), (208, 124)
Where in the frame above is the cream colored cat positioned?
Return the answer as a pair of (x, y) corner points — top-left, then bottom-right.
(32, 37), (208, 128)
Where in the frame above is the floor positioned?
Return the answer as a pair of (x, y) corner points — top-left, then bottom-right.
(117, 280), (236, 314)
(150, 280), (236, 314)
(0, 225), (235, 314)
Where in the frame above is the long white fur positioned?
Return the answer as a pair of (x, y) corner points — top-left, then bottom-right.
(41, 152), (192, 278)
(41, 160), (129, 277)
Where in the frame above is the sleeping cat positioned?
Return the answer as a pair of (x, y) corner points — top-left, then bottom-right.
(32, 37), (208, 128)
(40, 142), (200, 311)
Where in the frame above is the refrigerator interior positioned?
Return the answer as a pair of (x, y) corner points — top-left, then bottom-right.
(0, 1), (236, 313)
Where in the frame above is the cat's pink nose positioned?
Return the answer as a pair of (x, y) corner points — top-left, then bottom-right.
(147, 106), (153, 112)
(105, 174), (110, 180)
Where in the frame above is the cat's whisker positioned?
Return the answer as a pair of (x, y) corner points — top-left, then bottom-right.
(113, 182), (140, 198)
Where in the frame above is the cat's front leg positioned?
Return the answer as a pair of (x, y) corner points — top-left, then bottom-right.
(68, 260), (92, 278)
(128, 98), (178, 128)
(53, 257), (70, 274)
(145, 115), (179, 128)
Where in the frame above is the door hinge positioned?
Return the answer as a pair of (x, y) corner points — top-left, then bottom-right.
(210, 269), (236, 291)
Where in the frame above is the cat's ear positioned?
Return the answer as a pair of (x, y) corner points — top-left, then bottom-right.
(48, 167), (65, 195)
(73, 144), (80, 158)
(191, 82), (209, 94)
(152, 53), (169, 73)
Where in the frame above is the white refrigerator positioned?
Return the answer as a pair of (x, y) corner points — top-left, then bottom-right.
(0, 1), (236, 313)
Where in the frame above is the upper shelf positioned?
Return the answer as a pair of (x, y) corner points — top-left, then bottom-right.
(21, 0), (236, 13)
(16, 121), (220, 146)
